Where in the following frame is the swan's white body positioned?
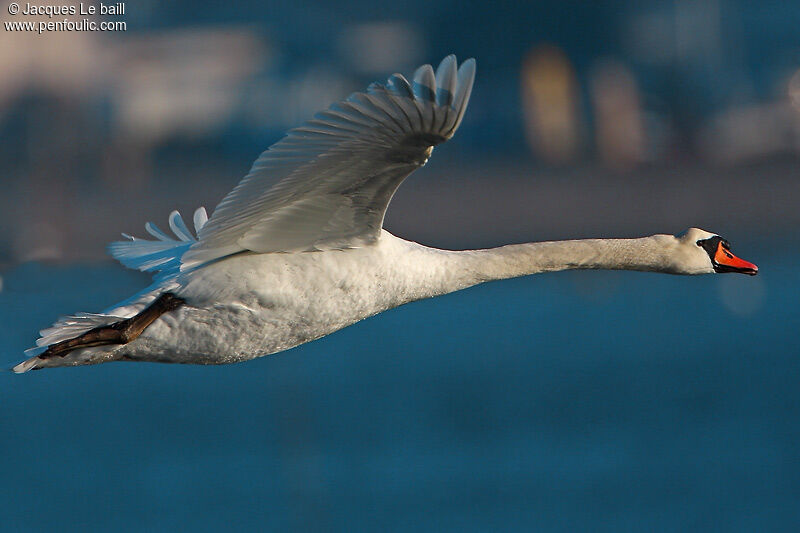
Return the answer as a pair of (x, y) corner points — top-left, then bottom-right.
(120, 232), (452, 365)
(15, 56), (755, 373)
(103, 231), (713, 366)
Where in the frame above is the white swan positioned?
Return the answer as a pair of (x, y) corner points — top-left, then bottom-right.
(14, 55), (758, 373)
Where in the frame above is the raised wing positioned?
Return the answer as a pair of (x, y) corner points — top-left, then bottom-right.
(181, 55), (476, 268)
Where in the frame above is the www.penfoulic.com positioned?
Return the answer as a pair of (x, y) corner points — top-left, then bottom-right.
(4, 2), (126, 33)
(4, 18), (126, 33)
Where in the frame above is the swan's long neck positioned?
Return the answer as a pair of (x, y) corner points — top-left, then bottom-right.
(462, 235), (680, 278)
(406, 234), (683, 298)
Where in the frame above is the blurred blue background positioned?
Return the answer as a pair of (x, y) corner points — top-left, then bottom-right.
(1, 1), (799, 531)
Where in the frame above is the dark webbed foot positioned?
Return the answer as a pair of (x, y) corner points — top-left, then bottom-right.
(39, 292), (185, 360)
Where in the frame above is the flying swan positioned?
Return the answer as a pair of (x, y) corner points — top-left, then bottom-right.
(14, 55), (758, 373)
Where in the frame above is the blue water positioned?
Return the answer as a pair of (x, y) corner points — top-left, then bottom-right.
(1, 251), (798, 532)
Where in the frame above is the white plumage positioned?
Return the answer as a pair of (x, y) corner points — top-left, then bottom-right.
(14, 55), (756, 373)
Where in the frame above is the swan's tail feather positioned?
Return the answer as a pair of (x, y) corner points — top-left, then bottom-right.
(12, 357), (42, 373)
(13, 346), (119, 373)
(108, 207), (207, 279)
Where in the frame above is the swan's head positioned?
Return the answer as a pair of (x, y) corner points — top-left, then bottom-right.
(675, 228), (758, 275)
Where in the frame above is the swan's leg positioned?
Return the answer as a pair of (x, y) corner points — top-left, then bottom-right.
(39, 292), (185, 359)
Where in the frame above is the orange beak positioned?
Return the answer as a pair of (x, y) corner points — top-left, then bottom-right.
(714, 244), (758, 275)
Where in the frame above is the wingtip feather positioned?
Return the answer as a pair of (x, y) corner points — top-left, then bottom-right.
(450, 58), (476, 133)
(435, 55), (458, 107)
(387, 74), (413, 98)
(412, 64), (436, 102)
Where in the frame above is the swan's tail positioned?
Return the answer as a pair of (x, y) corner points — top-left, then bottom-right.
(14, 290), (184, 373)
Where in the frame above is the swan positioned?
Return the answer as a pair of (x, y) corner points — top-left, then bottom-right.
(13, 55), (758, 373)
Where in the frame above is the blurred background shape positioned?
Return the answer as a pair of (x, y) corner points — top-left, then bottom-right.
(521, 45), (581, 164)
(337, 21), (423, 74)
(590, 59), (645, 169)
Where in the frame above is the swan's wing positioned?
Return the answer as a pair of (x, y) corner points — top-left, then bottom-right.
(181, 55), (476, 268)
